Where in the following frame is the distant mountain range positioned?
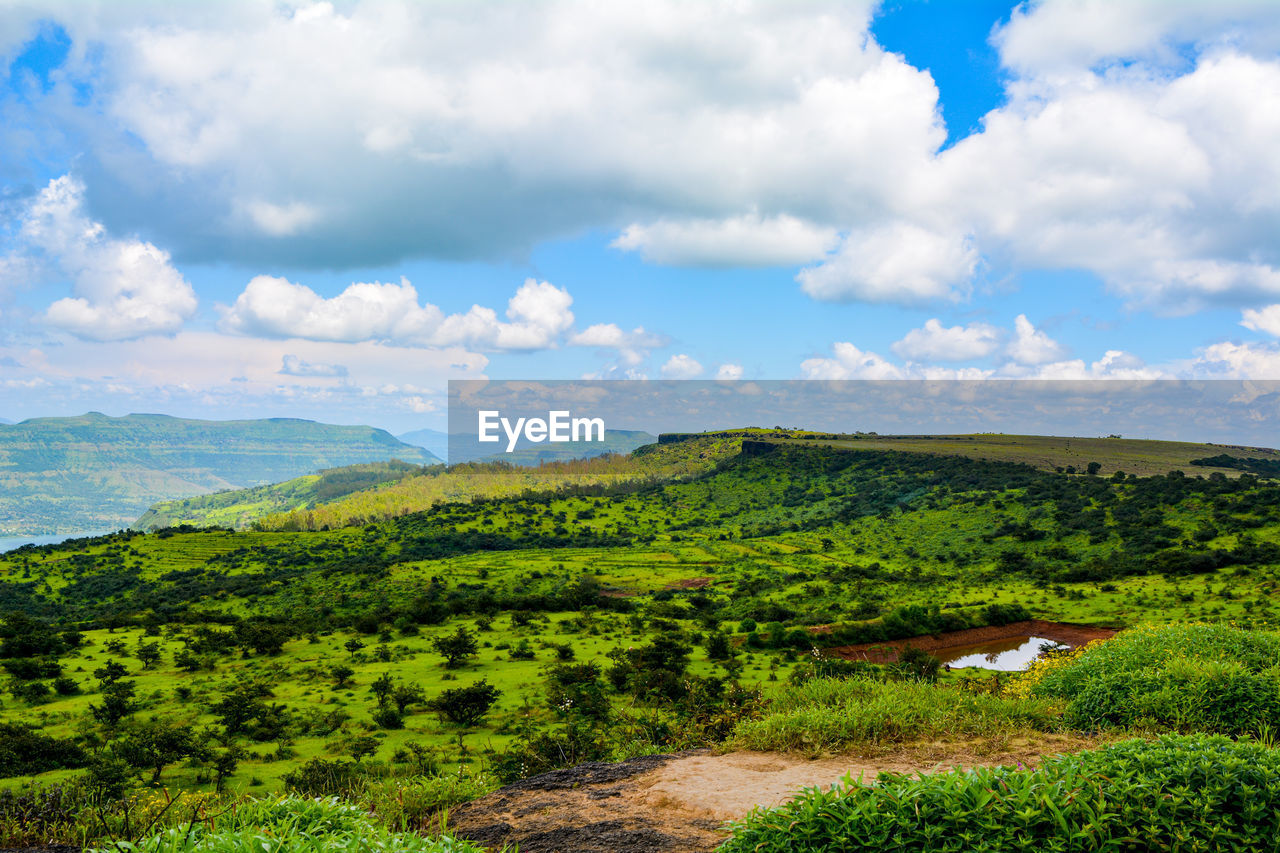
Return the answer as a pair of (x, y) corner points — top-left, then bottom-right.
(397, 427), (656, 464)
(0, 413), (439, 535)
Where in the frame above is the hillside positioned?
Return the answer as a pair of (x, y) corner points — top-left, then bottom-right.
(133, 460), (438, 531)
(0, 413), (440, 535)
(4, 432), (1280, 851)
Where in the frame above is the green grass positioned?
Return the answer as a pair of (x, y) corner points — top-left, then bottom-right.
(727, 676), (1063, 754)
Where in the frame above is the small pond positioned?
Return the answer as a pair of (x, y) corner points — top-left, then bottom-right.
(934, 635), (1067, 671)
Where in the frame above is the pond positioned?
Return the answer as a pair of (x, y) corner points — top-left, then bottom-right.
(934, 635), (1067, 671)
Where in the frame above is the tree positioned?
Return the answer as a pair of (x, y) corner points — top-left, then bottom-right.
(117, 720), (205, 785)
(343, 638), (365, 658)
(426, 680), (500, 726)
(90, 681), (137, 727)
(330, 664), (354, 688)
(369, 672), (395, 706)
(704, 632), (733, 661)
(432, 627), (478, 669)
(136, 641), (162, 669)
(391, 683), (425, 714)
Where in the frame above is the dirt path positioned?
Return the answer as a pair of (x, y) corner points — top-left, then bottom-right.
(448, 740), (1082, 852)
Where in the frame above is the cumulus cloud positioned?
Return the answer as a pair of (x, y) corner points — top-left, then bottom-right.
(568, 323), (669, 366)
(7, 176), (197, 340)
(1006, 314), (1067, 365)
(660, 353), (704, 379)
(221, 276), (573, 351)
(21, 0), (952, 275)
(612, 214), (839, 267)
(891, 318), (1000, 362)
(715, 363), (744, 380)
(797, 223), (977, 303)
(1242, 305), (1280, 337)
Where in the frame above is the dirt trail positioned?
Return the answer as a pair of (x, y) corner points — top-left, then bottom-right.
(449, 741), (1077, 853)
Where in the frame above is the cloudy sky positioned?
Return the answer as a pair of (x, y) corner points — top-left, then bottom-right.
(2, 0), (1280, 433)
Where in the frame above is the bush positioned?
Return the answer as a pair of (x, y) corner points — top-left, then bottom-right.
(1023, 623), (1280, 735)
(425, 680), (500, 726)
(720, 734), (1280, 853)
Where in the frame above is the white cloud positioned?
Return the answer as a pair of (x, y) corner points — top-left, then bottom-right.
(995, 0), (1280, 77)
(29, 0), (953, 273)
(715, 363), (744, 380)
(9, 176), (197, 341)
(568, 323), (668, 366)
(1023, 350), (1164, 379)
(801, 343), (906, 380)
(1191, 341), (1280, 377)
(279, 354), (347, 377)
(221, 276), (574, 351)
(797, 223), (977, 303)
(1007, 314), (1067, 365)
(660, 353), (703, 379)
(1242, 305), (1280, 337)
(891, 318), (1000, 362)
(612, 214), (839, 267)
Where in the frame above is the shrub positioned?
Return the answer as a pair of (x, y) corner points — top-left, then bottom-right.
(1022, 623), (1280, 735)
(720, 734), (1280, 853)
(425, 680), (500, 727)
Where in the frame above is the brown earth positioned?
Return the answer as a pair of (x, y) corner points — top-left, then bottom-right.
(824, 619), (1117, 664)
(447, 738), (1089, 853)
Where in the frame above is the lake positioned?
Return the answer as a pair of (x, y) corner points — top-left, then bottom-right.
(0, 531), (116, 554)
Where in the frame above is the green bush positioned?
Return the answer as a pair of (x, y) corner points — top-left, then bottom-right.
(720, 734), (1280, 853)
(1028, 624), (1280, 735)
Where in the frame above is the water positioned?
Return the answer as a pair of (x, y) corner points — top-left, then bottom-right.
(0, 530), (116, 554)
(935, 635), (1066, 671)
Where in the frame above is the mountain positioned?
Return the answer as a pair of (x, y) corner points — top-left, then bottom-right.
(396, 427), (450, 462)
(0, 417), (13, 425)
(0, 412), (440, 535)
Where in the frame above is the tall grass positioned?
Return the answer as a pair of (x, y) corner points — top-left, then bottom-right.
(726, 676), (1062, 754)
(90, 796), (493, 853)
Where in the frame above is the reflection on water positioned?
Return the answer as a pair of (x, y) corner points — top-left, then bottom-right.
(935, 636), (1065, 671)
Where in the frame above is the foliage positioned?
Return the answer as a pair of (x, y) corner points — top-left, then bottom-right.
(720, 734), (1280, 853)
(1023, 623), (1280, 735)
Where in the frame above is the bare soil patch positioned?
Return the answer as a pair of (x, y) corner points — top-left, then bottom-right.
(825, 620), (1117, 664)
(447, 738), (1091, 853)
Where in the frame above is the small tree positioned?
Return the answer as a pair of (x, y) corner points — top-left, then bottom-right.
(432, 627), (478, 669)
(426, 680), (500, 726)
(391, 683), (425, 714)
(704, 632), (733, 661)
(343, 638), (365, 658)
(117, 720), (205, 785)
(330, 664), (354, 688)
(136, 641), (163, 669)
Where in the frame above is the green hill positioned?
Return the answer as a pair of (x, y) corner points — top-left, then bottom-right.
(132, 460), (438, 531)
(0, 413), (439, 535)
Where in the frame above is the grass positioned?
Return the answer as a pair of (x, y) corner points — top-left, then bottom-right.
(726, 675), (1063, 755)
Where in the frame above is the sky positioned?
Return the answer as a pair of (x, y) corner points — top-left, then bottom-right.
(2, 0), (1280, 434)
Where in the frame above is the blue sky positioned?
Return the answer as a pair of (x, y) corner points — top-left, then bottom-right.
(2, 0), (1280, 433)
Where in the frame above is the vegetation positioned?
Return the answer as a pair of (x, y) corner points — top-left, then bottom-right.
(720, 734), (1280, 852)
(2, 429), (1280, 848)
